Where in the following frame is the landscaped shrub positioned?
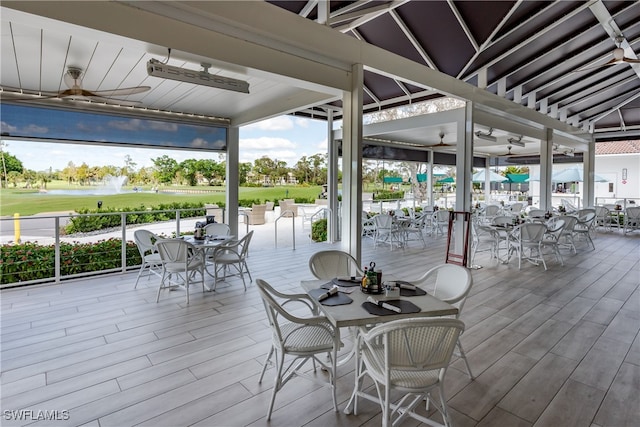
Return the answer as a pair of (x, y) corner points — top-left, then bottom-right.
(0, 239), (140, 285)
(373, 190), (404, 200)
(65, 202), (208, 234)
(311, 218), (327, 242)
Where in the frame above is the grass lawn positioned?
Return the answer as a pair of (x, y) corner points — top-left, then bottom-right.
(0, 182), (323, 216)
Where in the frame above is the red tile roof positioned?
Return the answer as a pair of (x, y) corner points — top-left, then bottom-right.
(595, 140), (640, 155)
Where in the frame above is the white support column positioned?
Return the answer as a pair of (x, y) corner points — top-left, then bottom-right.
(477, 69), (488, 89)
(513, 86), (522, 103)
(539, 99), (548, 114)
(540, 128), (553, 211)
(226, 126), (240, 235)
(341, 64), (363, 264)
(327, 109), (339, 242)
(426, 151), (433, 207)
(484, 157), (491, 204)
(497, 78), (506, 97)
(527, 92), (537, 109)
(456, 102), (474, 213)
(583, 137), (596, 208)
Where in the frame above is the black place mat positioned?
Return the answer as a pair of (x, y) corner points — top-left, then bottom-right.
(332, 278), (362, 287)
(308, 288), (353, 306)
(361, 299), (421, 316)
(320, 279), (361, 289)
(394, 281), (427, 297)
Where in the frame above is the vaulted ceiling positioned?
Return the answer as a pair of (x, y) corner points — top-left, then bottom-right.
(1, 0), (638, 160)
(267, 0), (640, 141)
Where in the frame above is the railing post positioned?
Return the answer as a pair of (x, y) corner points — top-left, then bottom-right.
(54, 216), (61, 284)
(121, 212), (127, 273)
(176, 210), (181, 236)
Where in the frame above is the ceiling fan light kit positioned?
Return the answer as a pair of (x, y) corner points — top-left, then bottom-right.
(507, 136), (525, 147)
(475, 128), (497, 142)
(147, 59), (250, 94)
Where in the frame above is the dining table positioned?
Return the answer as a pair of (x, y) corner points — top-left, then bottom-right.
(300, 278), (457, 328)
(301, 277), (458, 414)
(184, 235), (234, 289)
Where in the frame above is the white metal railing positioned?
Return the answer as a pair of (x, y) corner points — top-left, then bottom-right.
(0, 208), (215, 288)
(274, 210), (296, 249)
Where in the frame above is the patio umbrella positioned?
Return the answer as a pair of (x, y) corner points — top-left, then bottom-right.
(436, 176), (455, 184)
(552, 167), (608, 183)
(472, 170), (508, 183)
(526, 168), (607, 183)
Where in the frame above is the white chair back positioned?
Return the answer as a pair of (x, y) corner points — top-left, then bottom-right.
(204, 222), (230, 236)
(308, 250), (362, 279)
(134, 229), (158, 257)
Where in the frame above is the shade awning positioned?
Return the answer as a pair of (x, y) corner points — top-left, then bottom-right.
(506, 173), (529, 183)
(472, 170), (507, 183)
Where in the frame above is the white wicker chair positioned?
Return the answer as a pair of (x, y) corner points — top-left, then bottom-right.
(203, 222), (230, 237)
(508, 222), (548, 270)
(346, 318), (464, 427)
(573, 209), (596, 250)
(133, 229), (162, 288)
(155, 238), (205, 304)
(209, 231), (253, 291)
(256, 279), (340, 420)
(308, 250), (363, 280)
(541, 218), (566, 266)
(411, 264), (474, 379)
(624, 206), (640, 234)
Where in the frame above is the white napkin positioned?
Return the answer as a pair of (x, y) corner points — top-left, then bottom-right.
(318, 286), (339, 301)
(398, 282), (416, 290)
(367, 296), (401, 313)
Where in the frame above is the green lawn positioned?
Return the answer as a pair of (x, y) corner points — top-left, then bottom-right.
(0, 183), (323, 216)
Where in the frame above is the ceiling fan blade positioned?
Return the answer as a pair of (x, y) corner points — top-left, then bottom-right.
(89, 86), (151, 96)
(622, 57), (640, 64)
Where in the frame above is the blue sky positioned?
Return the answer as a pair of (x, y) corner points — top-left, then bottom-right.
(3, 114), (331, 172)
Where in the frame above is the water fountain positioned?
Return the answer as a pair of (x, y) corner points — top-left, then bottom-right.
(102, 175), (128, 193)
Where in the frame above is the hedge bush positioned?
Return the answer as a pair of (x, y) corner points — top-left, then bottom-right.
(66, 202), (213, 234)
(0, 239), (140, 285)
(373, 190), (404, 200)
(311, 218), (328, 242)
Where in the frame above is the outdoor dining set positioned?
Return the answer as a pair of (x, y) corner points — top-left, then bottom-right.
(470, 201), (640, 270)
(133, 223), (254, 305)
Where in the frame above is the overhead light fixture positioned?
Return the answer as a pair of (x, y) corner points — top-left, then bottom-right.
(475, 128), (497, 142)
(147, 59), (250, 94)
(507, 135), (525, 147)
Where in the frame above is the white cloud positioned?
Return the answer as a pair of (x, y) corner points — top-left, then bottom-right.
(244, 116), (293, 131)
(240, 136), (295, 150)
(316, 137), (328, 150)
(295, 117), (310, 128)
(1, 121), (17, 133)
(108, 118), (143, 131)
(23, 124), (48, 134)
(240, 149), (298, 165)
(148, 121), (178, 132)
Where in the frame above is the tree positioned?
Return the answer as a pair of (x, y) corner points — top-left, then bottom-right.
(123, 154), (137, 176)
(308, 153), (327, 185)
(253, 156), (277, 185)
(152, 155), (179, 184)
(0, 150), (24, 188)
(179, 159), (199, 186)
(238, 162), (252, 184)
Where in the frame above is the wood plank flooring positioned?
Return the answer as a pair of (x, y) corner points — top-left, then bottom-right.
(1, 228), (638, 426)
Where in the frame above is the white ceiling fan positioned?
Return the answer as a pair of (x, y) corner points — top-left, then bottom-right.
(576, 36), (640, 71)
(37, 67), (150, 103)
(430, 131), (456, 148)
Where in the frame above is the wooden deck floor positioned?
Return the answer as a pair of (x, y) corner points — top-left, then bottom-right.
(1, 229), (639, 426)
